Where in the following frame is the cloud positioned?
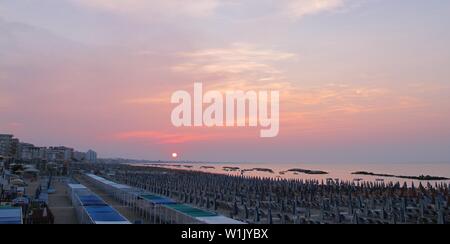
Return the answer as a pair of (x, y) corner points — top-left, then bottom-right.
(113, 130), (255, 144)
(70, 0), (355, 20)
(289, 83), (425, 111)
(123, 97), (169, 105)
(130, 43), (423, 123)
(280, 83), (427, 130)
(116, 43), (297, 107)
(70, 0), (220, 18)
(285, 0), (347, 18)
(114, 130), (215, 144)
(172, 43), (296, 85)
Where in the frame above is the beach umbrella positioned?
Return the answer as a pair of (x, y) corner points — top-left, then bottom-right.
(268, 207), (273, 224)
(244, 204), (249, 219)
(335, 207), (341, 223)
(306, 208), (311, 219)
(382, 208), (388, 220)
(352, 213), (359, 224)
(400, 198), (407, 223)
(233, 201), (239, 216)
(11, 179), (24, 185)
(437, 207), (445, 225)
(293, 198), (297, 215)
(348, 200), (354, 214)
(255, 207), (260, 223)
(391, 214), (397, 224)
(419, 200), (425, 218)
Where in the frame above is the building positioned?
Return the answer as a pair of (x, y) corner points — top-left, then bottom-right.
(1, 133), (98, 164)
(73, 151), (86, 162)
(0, 134), (13, 157)
(85, 150), (97, 163)
(0, 134), (17, 158)
(47, 146), (74, 162)
(31, 147), (47, 160)
(18, 143), (35, 161)
(16, 143), (47, 162)
(11, 138), (19, 158)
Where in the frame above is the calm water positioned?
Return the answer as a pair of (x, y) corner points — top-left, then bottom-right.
(135, 162), (450, 186)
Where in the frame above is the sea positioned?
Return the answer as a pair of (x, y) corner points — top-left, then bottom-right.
(133, 161), (450, 186)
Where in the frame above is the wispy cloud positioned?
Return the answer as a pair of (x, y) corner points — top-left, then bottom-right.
(70, 0), (356, 20)
(114, 131), (215, 144)
(285, 0), (348, 18)
(172, 43), (296, 87)
(113, 130), (254, 144)
(291, 83), (425, 111)
(123, 97), (169, 105)
(120, 44), (296, 106)
(70, 0), (221, 18)
(281, 83), (428, 130)
(127, 42), (426, 125)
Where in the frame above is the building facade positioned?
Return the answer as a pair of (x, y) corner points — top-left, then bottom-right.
(73, 151), (86, 162)
(85, 150), (97, 163)
(2, 133), (96, 164)
(18, 143), (35, 161)
(0, 134), (17, 158)
(47, 146), (74, 162)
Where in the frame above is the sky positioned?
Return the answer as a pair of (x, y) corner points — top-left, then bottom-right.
(1, 0), (450, 164)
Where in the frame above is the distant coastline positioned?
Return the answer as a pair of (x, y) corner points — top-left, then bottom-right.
(352, 171), (450, 181)
(285, 168), (328, 175)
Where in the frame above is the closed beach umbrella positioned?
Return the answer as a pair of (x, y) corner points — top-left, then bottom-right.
(268, 208), (273, 224)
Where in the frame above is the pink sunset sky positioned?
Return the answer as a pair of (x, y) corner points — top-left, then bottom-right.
(1, 0), (450, 163)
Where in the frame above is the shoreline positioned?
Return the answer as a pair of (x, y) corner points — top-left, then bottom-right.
(131, 162), (450, 184)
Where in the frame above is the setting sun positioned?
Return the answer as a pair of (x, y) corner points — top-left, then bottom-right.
(172, 153), (178, 159)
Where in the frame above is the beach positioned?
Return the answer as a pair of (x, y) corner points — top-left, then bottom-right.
(71, 162), (450, 224)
